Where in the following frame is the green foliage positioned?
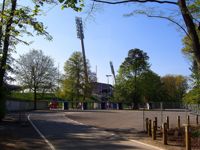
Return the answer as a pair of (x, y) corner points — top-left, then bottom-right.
(114, 48), (153, 104)
(191, 128), (200, 137)
(58, 0), (84, 11)
(114, 49), (188, 105)
(182, 28), (200, 61)
(56, 51), (95, 103)
(119, 48), (150, 79)
(161, 75), (188, 102)
(9, 92), (55, 101)
(138, 70), (164, 102)
(187, 0), (200, 19)
(183, 88), (200, 104)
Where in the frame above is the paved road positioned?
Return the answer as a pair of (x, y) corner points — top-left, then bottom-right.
(29, 111), (161, 150)
(65, 110), (195, 131)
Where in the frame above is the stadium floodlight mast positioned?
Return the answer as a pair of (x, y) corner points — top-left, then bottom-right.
(75, 17), (88, 84)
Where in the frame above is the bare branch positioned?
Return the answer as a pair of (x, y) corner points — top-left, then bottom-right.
(10, 35), (30, 45)
(93, 0), (178, 5)
(144, 14), (191, 39)
(84, 1), (96, 22)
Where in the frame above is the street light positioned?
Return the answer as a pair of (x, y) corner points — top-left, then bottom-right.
(106, 74), (112, 84)
(106, 74), (112, 109)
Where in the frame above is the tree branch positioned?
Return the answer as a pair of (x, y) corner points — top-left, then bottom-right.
(10, 35), (30, 45)
(145, 14), (191, 39)
(93, 0), (178, 5)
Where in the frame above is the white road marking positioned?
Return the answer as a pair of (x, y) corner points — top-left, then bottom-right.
(65, 117), (84, 125)
(129, 139), (165, 150)
(65, 112), (164, 150)
(27, 114), (56, 150)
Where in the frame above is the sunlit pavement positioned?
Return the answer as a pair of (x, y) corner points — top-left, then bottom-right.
(29, 111), (163, 150)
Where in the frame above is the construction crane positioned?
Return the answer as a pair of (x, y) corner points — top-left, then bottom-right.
(109, 61), (116, 84)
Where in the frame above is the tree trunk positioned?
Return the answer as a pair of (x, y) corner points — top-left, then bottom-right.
(0, 0), (17, 87)
(0, 0), (6, 51)
(34, 87), (37, 110)
(178, 0), (200, 70)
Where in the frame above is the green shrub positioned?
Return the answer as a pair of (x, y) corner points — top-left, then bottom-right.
(9, 92), (55, 101)
(192, 129), (200, 137)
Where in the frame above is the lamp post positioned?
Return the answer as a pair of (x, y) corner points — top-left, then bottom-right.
(106, 74), (112, 109)
(106, 74), (112, 84)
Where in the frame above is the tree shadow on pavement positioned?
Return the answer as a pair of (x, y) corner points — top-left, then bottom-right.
(0, 114), (49, 150)
(31, 116), (148, 150)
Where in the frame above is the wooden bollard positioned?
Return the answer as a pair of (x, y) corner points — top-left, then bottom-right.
(148, 119), (152, 136)
(152, 120), (156, 140)
(177, 116), (180, 129)
(187, 115), (190, 125)
(166, 116), (169, 129)
(185, 124), (191, 150)
(146, 118), (149, 133)
(196, 115), (198, 125)
(154, 117), (157, 131)
(162, 122), (168, 145)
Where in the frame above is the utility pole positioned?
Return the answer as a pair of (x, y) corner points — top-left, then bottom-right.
(76, 17), (88, 105)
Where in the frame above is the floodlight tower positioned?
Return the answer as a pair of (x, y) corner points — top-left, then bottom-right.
(75, 17), (88, 84)
(109, 61), (116, 84)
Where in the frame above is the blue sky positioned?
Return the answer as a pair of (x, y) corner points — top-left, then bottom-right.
(15, 1), (191, 84)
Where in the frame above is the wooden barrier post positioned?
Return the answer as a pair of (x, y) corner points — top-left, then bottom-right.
(155, 117), (157, 131)
(196, 115), (198, 125)
(185, 124), (191, 150)
(187, 115), (190, 125)
(166, 116), (169, 129)
(162, 122), (168, 145)
(148, 119), (152, 136)
(146, 118), (149, 133)
(177, 116), (180, 129)
(152, 120), (156, 140)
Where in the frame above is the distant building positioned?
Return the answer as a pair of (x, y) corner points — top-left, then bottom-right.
(92, 82), (113, 102)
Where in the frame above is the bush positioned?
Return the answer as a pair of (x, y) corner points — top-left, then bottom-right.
(9, 92), (55, 101)
(192, 129), (200, 138)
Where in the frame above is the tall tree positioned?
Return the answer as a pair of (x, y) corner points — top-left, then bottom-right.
(15, 50), (57, 109)
(57, 51), (96, 108)
(161, 75), (188, 102)
(115, 48), (150, 108)
(0, 0), (54, 119)
(138, 70), (164, 102)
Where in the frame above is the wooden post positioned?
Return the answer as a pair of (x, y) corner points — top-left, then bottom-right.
(146, 118), (149, 133)
(166, 116), (169, 129)
(162, 122), (167, 145)
(148, 119), (152, 136)
(187, 115), (190, 125)
(152, 120), (156, 140)
(177, 116), (180, 129)
(185, 124), (191, 150)
(155, 117), (157, 131)
(196, 115), (198, 125)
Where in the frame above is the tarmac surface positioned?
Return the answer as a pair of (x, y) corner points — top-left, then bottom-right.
(1, 109), (194, 150)
(29, 111), (165, 150)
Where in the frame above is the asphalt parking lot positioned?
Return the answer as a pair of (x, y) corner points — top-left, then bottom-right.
(65, 109), (196, 132)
